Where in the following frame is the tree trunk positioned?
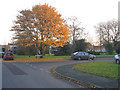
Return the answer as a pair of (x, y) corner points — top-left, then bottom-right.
(71, 22), (76, 55)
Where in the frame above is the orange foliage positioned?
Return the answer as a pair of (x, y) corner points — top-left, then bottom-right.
(11, 4), (71, 55)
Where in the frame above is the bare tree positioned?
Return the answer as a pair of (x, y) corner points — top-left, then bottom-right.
(95, 19), (120, 54)
(66, 16), (87, 54)
(107, 20), (120, 46)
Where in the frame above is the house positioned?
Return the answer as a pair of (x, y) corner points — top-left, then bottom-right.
(0, 45), (9, 52)
(0, 45), (9, 58)
(87, 43), (106, 53)
(8, 43), (17, 54)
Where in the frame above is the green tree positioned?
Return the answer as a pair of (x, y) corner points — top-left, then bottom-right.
(54, 44), (71, 56)
(16, 45), (37, 55)
(104, 43), (114, 55)
(74, 39), (88, 52)
(115, 41), (120, 54)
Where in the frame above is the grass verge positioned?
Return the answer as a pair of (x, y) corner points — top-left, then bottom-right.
(2, 54), (70, 62)
(73, 62), (120, 79)
(14, 54), (71, 58)
(96, 55), (115, 57)
(14, 54), (115, 58)
(3, 57), (70, 63)
(11, 54), (115, 63)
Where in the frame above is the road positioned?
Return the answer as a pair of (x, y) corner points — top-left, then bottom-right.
(2, 57), (114, 88)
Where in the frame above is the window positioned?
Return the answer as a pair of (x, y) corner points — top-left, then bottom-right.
(84, 53), (89, 55)
(76, 53), (82, 55)
(6, 53), (13, 55)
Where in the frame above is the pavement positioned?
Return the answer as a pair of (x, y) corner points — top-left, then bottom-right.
(54, 60), (120, 88)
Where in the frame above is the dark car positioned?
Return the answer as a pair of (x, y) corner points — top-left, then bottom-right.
(71, 52), (96, 60)
(115, 54), (120, 64)
(3, 53), (14, 60)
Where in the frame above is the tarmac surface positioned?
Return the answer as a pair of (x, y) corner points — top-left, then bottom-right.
(2, 60), (86, 88)
(2, 57), (120, 88)
(54, 58), (120, 88)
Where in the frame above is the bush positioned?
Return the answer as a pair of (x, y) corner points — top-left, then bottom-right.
(16, 46), (25, 55)
(87, 50), (100, 55)
(54, 45), (71, 56)
(16, 45), (37, 55)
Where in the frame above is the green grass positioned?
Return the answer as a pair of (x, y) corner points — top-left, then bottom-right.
(44, 55), (70, 58)
(5, 54), (70, 63)
(44, 54), (54, 56)
(73, 62), (120, 79)
(96, 55), (115, 57)
(14, 54), (114, 58)
(14, 54), (71, 58)
(14, 54), (35, 58)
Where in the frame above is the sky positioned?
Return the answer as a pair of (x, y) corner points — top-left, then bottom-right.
(0, 0), (119, 45)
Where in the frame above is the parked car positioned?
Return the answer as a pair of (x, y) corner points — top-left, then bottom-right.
(115, 54), (120, 64)
(3, 52), (14, 60)
(73, 52), (79, 55)
(71, 52), (96, 60)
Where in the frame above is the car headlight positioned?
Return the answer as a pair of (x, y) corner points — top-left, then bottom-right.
(115, 55), (120, 59)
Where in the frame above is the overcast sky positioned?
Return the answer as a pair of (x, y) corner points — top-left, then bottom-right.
(0, 0), (119, 45)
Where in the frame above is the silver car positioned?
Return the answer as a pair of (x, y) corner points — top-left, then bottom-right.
(115, 54), (120, 64)
(71, 52), (96, 60)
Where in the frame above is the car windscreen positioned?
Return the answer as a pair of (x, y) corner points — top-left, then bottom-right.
(73, 52), (78, 55)
(76, 53), (84, 55)
(6, 53), (13, 55)
(84, 53), (89, 55)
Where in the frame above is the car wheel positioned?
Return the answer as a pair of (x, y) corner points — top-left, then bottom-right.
(78, 57), (81, 60)
(92, 57), (94, 60)
(116, 59), (120, 64)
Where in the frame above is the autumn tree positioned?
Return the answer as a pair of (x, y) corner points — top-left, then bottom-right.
(11, 10), (34, 46)
(11, 10), (36, 54)
(11, 4), (70, 55)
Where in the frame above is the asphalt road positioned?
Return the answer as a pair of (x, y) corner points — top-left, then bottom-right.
(2, 57), (114, 88)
